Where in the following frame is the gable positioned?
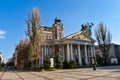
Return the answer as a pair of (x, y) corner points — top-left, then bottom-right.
(71, 33), (91, 41)
(65, 31), (93, 42)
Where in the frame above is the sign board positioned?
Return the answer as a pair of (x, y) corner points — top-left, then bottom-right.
(111, 58), (118, 64)
(50, 58), (54, 67)
(91, 57), (95, 65)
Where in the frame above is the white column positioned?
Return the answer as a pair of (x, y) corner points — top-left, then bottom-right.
(50, 46), (52, 55)
(47, 46), (50, 55)
(70, 44), (73, 61)
(46, 46), (48, 54)
(85, 45), (89, 65)
(75, 48), (78, 64)
(93, 46), (97, 64)
(62, 45), (65, 61)
(91, 45), (93, 57)
(41, 46), (44, 65)
(93, 46), (96, 57)
(45, 45), (46, 54)
(67, 44), (70, 62)
(49, 46), (51, 55)
(78, 44), (82, 66)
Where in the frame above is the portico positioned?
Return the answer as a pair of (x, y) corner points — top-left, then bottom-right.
(61, 31), (95, 66)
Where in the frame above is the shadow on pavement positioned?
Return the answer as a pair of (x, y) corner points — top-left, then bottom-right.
(98, 65), (120, 69)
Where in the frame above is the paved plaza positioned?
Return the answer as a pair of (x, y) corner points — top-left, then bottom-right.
(0, 66), (120, 80)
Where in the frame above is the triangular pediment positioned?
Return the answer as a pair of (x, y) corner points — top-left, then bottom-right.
(71, 33), (91, 41)
(65, 31), (94, 42)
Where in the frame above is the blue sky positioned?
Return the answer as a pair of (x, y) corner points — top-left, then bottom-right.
(0, 0), (120, 62)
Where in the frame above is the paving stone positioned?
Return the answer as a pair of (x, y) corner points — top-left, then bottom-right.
(54, 77), (79, 80)
(105, 73), (120, 78)
(0, 66), (120, 80)
(87, 77), (119, 80)
(2, 72), (20, 80)
(24, 77), (45, 80)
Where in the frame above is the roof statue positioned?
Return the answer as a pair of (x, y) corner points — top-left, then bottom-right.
(54, 18), (61, 23)
(81, 22), (94, 36)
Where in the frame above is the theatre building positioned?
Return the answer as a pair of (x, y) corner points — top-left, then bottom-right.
(40, 18), (96, 66)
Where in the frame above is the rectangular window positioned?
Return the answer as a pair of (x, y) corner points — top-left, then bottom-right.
(59, 33), (62, 39)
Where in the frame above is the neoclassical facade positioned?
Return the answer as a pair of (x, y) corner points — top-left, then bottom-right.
(41, 18), (95, 66)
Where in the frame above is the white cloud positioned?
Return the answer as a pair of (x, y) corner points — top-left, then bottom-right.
(0, 30), (6, 35)
(0, 30), (6, 39)
(0, 36), (6, 39)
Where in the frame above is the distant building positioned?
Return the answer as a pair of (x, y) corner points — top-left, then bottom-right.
(95, 43), (120, 64)
(0, 52), (4, 64)
(109, 44), (120, 63)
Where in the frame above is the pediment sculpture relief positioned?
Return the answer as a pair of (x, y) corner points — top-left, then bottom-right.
(79, 34), (91, 41)
(71, 33), (91, 41)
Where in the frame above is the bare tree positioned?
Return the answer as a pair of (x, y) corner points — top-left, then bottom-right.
(26, 7), (44, 69)
(95, 22), (112, 65)
(15, 40), (29, 69)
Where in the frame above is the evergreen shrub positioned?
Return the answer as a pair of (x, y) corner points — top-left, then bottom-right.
(43, 54), (50, 69)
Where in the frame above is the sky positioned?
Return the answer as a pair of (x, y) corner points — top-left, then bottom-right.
(0, 0), (120, 62)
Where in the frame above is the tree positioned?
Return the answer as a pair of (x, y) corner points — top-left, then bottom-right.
(54, 53), (63, 69)
(26, 7), (44, 69)
(15, 40), (29, 69)
(63, 60), (77, 69)
(95, 22), (112, 65)
(68, 61), (77, 69)
(43, 54), (50, 69)
(63, 59), (68, 69)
